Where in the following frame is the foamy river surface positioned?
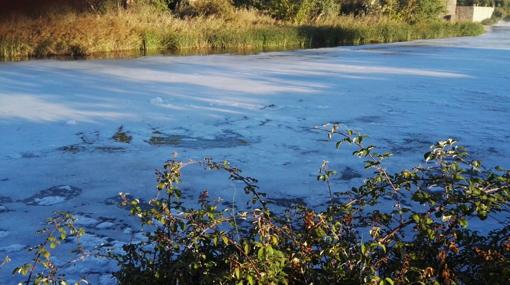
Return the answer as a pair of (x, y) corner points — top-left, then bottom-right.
(1, 22), (509, 283)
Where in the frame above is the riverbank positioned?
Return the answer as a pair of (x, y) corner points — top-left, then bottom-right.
(0, 5), (485, 61)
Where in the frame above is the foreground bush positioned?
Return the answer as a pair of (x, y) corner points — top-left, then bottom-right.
(12, 125), (509, 284)
(113, 125), (510, 284)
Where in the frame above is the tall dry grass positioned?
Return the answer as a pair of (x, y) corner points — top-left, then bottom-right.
(0, 4), (485, 60)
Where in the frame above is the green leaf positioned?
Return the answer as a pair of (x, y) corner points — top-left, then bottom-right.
(361, 243), (367, 255)
(266, 245), (274, 256)
(378, 243), (386, 253)
(13, 264), (32, 276)
(247, 275), (255, 285)
(41, 247), (50, 260)
(411, 214), (420, 223)
(258, 248), (264, 259)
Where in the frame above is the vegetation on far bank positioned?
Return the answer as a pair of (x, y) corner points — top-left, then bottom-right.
(7, 126), (510, 284)
(482, 0), (510, 25)
(0, 0), (487, 61)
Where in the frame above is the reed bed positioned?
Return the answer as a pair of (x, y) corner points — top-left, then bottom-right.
(0, 5), (485, 60)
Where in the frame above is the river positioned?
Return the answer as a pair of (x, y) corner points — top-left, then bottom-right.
(0, 22), (509, 283)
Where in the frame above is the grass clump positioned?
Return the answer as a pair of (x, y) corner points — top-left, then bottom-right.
(112, 126), (133, 144)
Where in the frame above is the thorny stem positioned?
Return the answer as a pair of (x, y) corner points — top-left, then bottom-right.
(204, 159), (267, 210)
(229, 169), (267, 209)
(378, 220), (414, 244)
(25, 238), (50, 285)
(325, 125), (406, 222)
(232, 183), (241, 241)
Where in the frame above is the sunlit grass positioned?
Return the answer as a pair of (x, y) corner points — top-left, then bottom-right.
(0, 5), (485, 60)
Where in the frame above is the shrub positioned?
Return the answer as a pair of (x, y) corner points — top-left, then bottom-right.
(294, 0), (340, 23)
(10, 125), (510, 284)
(259, 0), (299, 20)
(107, 125), (508, 284)
(176, 0), (235, 17)
(408, 0), (446, 23)
(109, 125), (510, 284)
(11, 213), (85, 285)
(247, 0), (341, 23)
(458, 0), (494, 5)
(357, 0), (445, 23)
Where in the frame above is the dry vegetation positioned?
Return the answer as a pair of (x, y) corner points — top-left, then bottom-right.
(0, 2), (485, 60)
